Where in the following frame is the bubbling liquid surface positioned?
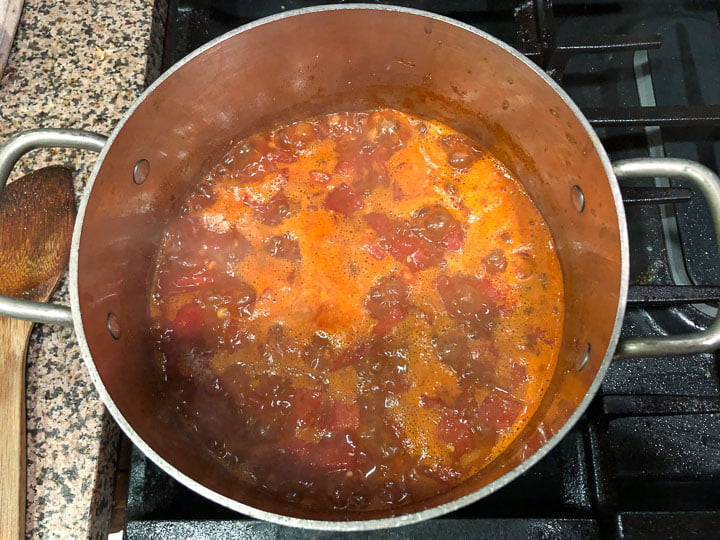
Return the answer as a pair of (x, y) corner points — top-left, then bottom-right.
(149, 109), (564, 511)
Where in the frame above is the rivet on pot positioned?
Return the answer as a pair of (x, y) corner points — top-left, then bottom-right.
(133, 159), (150, 185)
(571, 185), (585, 213)
(578, 342), (591, 371)
(107, 312), (121, 340)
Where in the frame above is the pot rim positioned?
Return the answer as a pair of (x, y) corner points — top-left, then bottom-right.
(68, 3), (629, 531)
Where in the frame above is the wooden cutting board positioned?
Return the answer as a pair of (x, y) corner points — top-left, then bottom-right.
(0, 0), (23, 78)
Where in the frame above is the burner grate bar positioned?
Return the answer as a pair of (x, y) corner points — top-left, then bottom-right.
(627, 285), (720, 307)
(514, 0), (662, 81)
(620, 186), (693, 205)
(554, 34), (662, 54)
(584, 105), (720, 127)
(544, 34), (662, 81)
(520, 34), (662, 61)
(601, 396), (720, 417)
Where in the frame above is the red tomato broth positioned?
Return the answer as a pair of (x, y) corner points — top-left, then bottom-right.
(149, 109), (564, 511)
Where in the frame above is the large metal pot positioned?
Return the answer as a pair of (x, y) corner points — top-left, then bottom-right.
(2, 5), (720, 531)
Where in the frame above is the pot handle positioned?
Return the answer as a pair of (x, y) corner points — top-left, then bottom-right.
(613, 158), (720, 358)
(0, 129), (106, 326)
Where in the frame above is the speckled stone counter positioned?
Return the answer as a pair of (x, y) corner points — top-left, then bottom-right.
(0, 0), (162, 537)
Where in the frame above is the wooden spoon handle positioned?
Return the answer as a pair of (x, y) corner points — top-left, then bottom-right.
(0, 316), (33, 539)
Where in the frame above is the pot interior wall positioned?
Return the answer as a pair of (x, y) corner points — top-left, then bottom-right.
(76, 7), (624, 521)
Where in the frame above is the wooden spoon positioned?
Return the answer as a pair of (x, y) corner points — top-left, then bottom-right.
(0, 166), (75, 539)
(0, 0), (24, 78)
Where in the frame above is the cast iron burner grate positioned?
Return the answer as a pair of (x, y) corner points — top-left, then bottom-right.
(123, 1), (720, 538)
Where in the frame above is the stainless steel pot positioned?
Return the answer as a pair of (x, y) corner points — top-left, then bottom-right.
(2, 5), (720, 531)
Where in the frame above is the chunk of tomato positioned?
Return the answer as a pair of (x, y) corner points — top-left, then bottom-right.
(505, 362), (528, 393)
(437, 410), (473, 457)
(330, 340), (371, 372)
(372, 307), (407, 336)
(171, 303), (205, 337)
(282, 436), (311, 459)
(442, 228), (465, 251)
(366, 274), (409, 319)
(257, 191), (291, 226)
(365, 212), (445, 272)
(323, 401), (360, 432)
(436, 274), (501, 338)
(480, 391), (525, 431)
(364, 241), (387, 260)
(482, 248), (507, 274)
(364, 212), (395, 236)
(402, 238), (444, 272)
(313, 434), (359, 471)
(288, 388), (322, 428)
(324, 183), (364, 216)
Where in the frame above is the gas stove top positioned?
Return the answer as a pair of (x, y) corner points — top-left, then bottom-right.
(122, 1), (720, 537)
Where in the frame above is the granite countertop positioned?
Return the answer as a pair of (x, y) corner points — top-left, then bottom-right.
(0, 0), (163, 537)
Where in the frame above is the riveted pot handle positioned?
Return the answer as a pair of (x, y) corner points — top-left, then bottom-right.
(613, 158), (720, 358)
(0, 129), (106, 326)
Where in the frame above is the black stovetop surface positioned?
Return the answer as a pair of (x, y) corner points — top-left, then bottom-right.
(125, 1), (720, 538)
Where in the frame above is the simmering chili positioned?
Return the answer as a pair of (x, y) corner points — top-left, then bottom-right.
(149, 109), (564, 511)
